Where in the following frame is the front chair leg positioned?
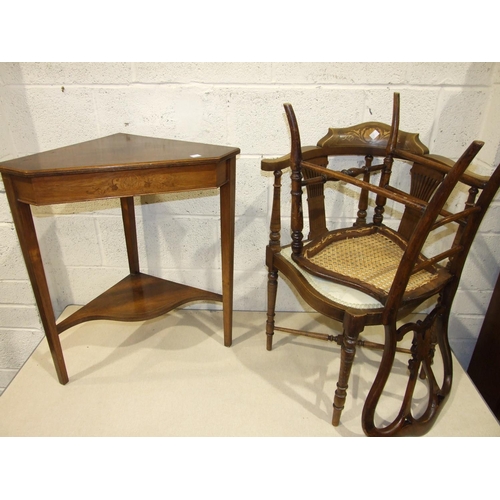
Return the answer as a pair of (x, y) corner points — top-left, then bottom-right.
(332, 313), (366, 426)
(266, 269), (278, 351)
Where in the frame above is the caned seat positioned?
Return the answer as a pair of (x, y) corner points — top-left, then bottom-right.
(262, 93), (500, 436)
(293, 225), (450, 304)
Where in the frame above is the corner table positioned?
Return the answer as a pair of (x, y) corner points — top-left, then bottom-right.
(0, 133), (240, 385)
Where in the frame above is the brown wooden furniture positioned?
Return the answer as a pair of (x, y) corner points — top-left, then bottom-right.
(0, 133), (239, 385)
(262, 93), (500, 436)
(468, 270), (500, 421)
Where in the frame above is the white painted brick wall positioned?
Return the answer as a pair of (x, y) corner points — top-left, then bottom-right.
(1, 62), (499, 394)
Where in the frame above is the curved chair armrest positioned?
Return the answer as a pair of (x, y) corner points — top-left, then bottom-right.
(261, 146), (327, 172)
(395, 150), (489, 189)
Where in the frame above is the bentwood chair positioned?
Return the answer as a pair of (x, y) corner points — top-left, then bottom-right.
(261, 93), (500, 436)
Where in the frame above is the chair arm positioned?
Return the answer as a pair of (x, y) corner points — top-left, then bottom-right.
(394, 149), (489, 189)
(261, 146), (327, 172)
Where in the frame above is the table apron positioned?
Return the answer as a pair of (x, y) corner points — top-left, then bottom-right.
(9, 161), (231, 205)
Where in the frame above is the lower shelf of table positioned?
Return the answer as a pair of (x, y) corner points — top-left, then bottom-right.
(56, 272), (223, 334)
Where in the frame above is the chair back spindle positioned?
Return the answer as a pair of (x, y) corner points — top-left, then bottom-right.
(284, 103), (305, 257)
(374, 93), (401, 225)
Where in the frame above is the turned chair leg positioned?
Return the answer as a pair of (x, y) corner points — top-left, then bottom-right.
(266, 269), (278, 351)
(332, 313), (366, 426)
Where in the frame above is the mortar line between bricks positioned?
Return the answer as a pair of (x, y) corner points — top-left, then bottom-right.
(0, 303), (39, 309)
(3, 82), (494, 90)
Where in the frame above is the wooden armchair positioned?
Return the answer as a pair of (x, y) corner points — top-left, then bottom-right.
(261, 93), (500, 436)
